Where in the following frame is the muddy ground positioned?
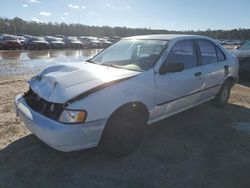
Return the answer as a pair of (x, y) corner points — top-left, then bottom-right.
(0, 73), (250, 188)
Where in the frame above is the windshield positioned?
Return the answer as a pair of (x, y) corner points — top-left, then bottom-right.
(90, 39), (167, 71)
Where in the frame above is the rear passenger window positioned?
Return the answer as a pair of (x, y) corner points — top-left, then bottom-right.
(198, 40), (217, 65)
(216, 47), (226, 61)
(167, 40), (197, 69)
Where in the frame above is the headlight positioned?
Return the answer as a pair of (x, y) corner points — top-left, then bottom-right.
(59, 110), (87, 124)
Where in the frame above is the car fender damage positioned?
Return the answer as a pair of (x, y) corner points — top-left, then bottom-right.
(28, 63), (141, 104)
(25, 66), (140, 121)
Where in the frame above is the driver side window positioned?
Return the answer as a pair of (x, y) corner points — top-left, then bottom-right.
(167, 40), (197, 69)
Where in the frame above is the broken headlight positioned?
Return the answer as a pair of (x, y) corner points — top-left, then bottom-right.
(59, 110), (87, 124)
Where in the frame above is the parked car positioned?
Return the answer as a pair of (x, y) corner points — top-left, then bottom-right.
(64, 36), (83, 49)
(90, 38), (102, 48)
(108, 36), (121, 44)
(24, 36), (49, 50)
(78, 36), (91, 47)
(45, 36), (65, 49)
(16, 36), (26, 47)
(79, 36), (102, 48)
(15, 35), (238, 157)
(231, 41), (250, 79)
(0, 34), (21, 50)
(98, 38), (112, 48)
(54, 35), (65, 39)
(0, 35), (3, 50)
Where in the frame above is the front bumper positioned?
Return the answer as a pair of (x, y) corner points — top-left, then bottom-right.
(15, 94), (107, 152)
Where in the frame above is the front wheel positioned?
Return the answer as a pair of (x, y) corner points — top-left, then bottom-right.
(213, 81), (231, 108)
(100, 111), (147, 157)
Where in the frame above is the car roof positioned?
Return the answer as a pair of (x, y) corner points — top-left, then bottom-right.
(123, 34), (211, 41)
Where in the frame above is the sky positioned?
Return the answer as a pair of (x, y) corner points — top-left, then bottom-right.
(0, 0), (250, 30)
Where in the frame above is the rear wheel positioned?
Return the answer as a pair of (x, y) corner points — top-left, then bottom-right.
(101, 111), (147, 157)
(213, 81), (231, 108)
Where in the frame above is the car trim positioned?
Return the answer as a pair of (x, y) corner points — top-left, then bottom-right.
(157, 84), (221, 106)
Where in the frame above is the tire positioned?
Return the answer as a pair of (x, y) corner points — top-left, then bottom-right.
(213, 81), (231, 108)
(100, 111), (147, 157)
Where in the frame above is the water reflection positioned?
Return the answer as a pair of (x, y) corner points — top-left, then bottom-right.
(0, 49), (102, 61)
(27, 50), (50, 59)
(0, 51), (22, 60)
(0, 49), (102, 76)
(64, 50), (80, 57)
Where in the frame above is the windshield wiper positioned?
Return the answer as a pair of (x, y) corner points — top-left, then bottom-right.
(101, 63), (143, 72)
(86, 59), (97, 64)
(100, 63), (123, 69)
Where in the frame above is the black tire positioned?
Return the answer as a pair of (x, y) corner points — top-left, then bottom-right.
(100, 111), (147, 157)
(213, 81), (231, 108)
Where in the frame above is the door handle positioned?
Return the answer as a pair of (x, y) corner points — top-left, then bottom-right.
(194, 72), (202, 76)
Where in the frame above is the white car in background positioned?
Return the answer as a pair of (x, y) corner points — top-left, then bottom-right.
(15, 35), (239, 157)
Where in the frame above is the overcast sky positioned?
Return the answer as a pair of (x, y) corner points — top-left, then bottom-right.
(1, 0), (250, 30)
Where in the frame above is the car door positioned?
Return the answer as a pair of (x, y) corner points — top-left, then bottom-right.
(196, 39), (228, 100)
(154, 39), (205, 120)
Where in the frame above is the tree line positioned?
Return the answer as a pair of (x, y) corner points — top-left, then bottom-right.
(1, 17), (250, 40)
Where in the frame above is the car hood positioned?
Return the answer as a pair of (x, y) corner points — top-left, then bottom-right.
(28, 62), (141, 103)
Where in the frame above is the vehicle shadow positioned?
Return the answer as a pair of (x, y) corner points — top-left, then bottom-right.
(0, 103), (250, 188)
(238, 80), (250, 87)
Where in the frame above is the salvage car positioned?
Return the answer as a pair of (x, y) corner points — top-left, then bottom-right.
(64, 36), (83, 49)
(231, 41), (250, 79)
(0, 34), (22, 50)
(45, 36), (65, 49)
(24, 36), (49, 50)
(15, 35), (239, 157)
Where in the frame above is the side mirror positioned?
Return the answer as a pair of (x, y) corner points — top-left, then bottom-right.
(159, 62), (184, 74)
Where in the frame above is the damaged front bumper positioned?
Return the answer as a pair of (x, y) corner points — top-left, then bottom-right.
(15, 94), (107, 152)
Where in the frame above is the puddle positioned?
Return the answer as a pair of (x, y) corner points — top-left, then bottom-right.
(0, 49), (102, 76)
(232, 122), (250, 135)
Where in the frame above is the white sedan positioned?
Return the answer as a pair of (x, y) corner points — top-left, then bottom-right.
(15, 34), (239, 157)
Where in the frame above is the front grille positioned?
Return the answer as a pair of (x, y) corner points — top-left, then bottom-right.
(23, 88), (64, 121)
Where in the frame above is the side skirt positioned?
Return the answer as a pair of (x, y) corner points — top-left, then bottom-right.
(147, 96), (215, 125)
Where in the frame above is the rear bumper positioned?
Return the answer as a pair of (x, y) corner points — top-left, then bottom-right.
(15, 94), (107, 152)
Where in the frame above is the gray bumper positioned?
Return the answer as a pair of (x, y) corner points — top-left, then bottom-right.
(15, 94), (107, 152)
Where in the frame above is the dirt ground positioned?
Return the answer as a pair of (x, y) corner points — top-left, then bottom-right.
(0, 74), (250, 188)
